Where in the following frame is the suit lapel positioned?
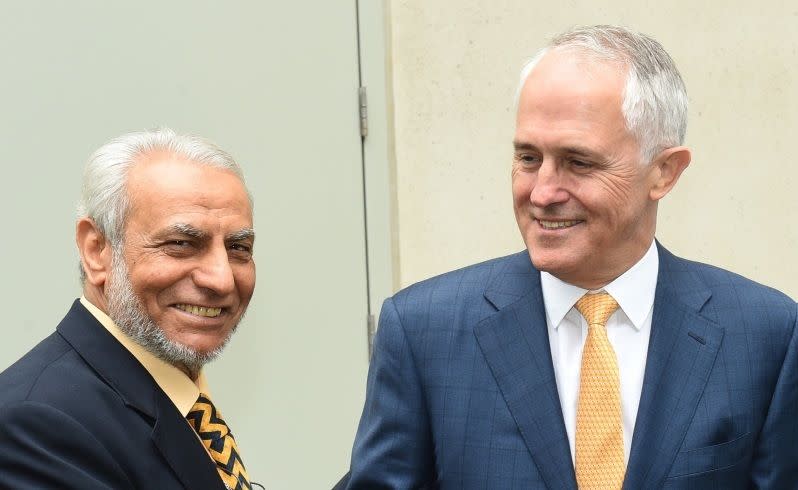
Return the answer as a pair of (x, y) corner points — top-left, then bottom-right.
(151, 393), (227, 489)
(475, 254), (576, 490)
(58, 300), (226, 490)
(623, 247), (724, 489)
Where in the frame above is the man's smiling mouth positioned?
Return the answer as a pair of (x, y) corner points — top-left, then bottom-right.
(537, 219), (583, 230)
(173, 304), (223, 318)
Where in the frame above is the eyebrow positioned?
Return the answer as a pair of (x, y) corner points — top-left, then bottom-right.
(512, 141), (599, 159)
(161, 223), (255, 242)
(167, 223), (207, 239)
(226, 228), (255, 242)
(512, 141), (536, 151)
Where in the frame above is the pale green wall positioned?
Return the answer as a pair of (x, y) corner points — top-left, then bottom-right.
(0, 2), (375, 487)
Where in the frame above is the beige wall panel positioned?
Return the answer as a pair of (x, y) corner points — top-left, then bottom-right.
(389, 0), (797, 299)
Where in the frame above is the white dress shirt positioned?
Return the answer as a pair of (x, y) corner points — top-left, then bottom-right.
(541, 240), (658, 465)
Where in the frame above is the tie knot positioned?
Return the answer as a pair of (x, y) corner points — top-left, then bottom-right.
(187, 393), (230, 437)
(575, 292), (619, 327)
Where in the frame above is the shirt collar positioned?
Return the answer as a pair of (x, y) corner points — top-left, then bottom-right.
(540, 240), (659, 330)
(79, 296), (208, 416)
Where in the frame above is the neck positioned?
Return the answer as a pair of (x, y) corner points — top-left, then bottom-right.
(561, 237), (654, 290)
(82, 285), (109, 315)
(175, 361), (200, 382)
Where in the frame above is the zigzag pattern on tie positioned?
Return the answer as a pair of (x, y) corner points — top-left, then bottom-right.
(187, 393), (251, 489)
(187, 397), (234, 453)
(187, 396), (228, 431)
(210, 438), (245, 470)
(217, 456), (249, 488)
(218, 462), (250, 490)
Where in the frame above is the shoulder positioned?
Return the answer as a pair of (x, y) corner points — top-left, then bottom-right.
(0, 331), (140, 486)
(380, 251), (533, 337)
(0, 313), (144, 434)
(662, 248), (796, 331)
(393, 251), (529, 305)
(0, 331), (129, 416)
(0, 332), (79, 405)
(668, 253), (793, 305)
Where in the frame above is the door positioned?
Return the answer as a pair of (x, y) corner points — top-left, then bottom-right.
(0, 2), (372, 487)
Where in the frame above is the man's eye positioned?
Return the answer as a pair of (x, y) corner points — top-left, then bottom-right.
(160, 240), (194, 255)
(230, 243), (252, 254)
(162, 240), (194, 251)
(571, 159), (592, 169)
(517, 154), (541, 165)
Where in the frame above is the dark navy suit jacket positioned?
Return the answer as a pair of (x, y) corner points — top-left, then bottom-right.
(0, 301), (226, 489)
(348, 245), (798, 489)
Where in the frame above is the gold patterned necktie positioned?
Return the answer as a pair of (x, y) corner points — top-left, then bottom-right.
(187, 393), (251, 490)
(574, 292), (624, 490)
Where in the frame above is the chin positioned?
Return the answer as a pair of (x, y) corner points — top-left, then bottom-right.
(528, 247), (558, 269)
(177, 336), (229, 356)
(528, 249), (580, 278)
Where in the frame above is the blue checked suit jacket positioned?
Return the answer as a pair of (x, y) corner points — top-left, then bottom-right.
(347, 244), (798, 489)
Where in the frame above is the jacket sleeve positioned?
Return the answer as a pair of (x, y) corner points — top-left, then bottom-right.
(749, 302), (798, 488)
(346, 297), (435, 489)
(0, 401), (133, 490)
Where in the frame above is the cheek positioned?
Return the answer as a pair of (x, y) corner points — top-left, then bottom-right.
(586, 172), (645, 221)
(129, 264), (189, 305)
(598, 186), (649, 232)
(512, 175), (534, 206)
(595, 175), (635, 208)
(129, 271), (161, 297)
(234, 266), (256, 301)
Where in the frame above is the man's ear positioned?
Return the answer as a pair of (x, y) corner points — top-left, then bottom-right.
(76, 218), (112, 287)
(649, 146), (691, 201)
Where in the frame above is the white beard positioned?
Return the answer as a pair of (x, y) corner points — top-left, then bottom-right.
(104, 249), (235, 377)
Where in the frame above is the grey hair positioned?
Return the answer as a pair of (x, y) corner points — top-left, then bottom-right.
(517, 25), (688, 163)
(77, 127), (250, 280)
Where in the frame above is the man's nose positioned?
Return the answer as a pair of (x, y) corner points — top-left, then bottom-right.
(530, 161), (569, 208)
(192, 245), (235, 295)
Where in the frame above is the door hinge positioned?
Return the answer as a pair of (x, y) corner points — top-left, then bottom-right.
(367, 313), (376, 358)
(359, 86), (368, 138)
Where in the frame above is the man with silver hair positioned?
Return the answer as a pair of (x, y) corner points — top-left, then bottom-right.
(0, 128), (256, 489)
(346, 26), (797, 488)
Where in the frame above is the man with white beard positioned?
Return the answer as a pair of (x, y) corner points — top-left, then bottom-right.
(0, 128), (257, 490)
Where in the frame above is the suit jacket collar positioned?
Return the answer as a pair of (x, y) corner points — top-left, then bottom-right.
(622, 243), (722, 489)
(475, 244), (723, 489)
(56, 300), (226, 490)
(476, 251), (577, 490)
(483, 250), (540, 310)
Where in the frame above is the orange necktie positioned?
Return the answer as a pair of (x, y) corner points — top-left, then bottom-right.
(574, 292), (624, 490)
